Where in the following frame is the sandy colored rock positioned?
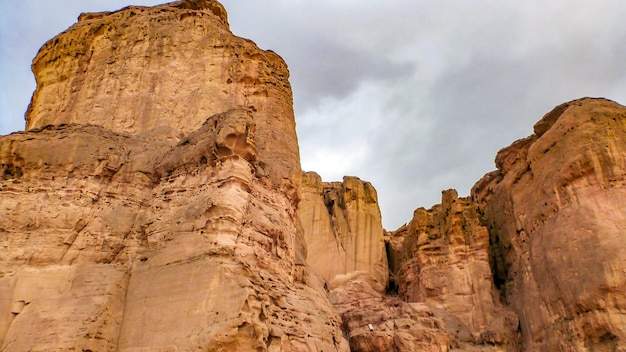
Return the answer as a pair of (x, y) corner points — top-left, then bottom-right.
(0, 1), (348, 351)
(387, 189), (520, 351)
(25, 0), (300, 194)
(299, 171), (388, 291)
(472, 97), (626, 351)
(329, 273), (451, 352)
(2, 0), (626, 350)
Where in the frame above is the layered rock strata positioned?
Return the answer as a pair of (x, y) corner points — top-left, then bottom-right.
(472, 98), (626, 351)
(0, 1), (348, 351)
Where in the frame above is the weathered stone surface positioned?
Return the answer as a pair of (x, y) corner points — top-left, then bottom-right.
(472, 97), (626, 351)
(387, 189), (521, 351)
(299, 171), (388, 291)
(0, 1), (348, 351)
(329, 273), (451, 352)
(25, 0), (300, 194)
(3, 0), (626, 350)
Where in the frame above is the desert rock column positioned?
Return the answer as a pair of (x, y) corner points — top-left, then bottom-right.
(472, 98), (626, 351)
(0, 1), (348, 351)
(299, 172), (389, 290)
(387, 190), (520, 350)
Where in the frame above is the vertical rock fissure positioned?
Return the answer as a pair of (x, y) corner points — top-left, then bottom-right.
(114, 270), (133, 352)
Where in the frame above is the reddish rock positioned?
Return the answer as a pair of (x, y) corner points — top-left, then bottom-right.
(387, 189), (521, 351)
(329, 273), (451, 352)
(472, 98), (626, 351)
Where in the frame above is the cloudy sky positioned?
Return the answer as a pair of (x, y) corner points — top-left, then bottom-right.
(1, 1), (626, 229)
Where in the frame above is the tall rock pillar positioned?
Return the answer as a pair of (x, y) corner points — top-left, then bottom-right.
(0, 1), (348, 350)
(472, 98), (626, 351)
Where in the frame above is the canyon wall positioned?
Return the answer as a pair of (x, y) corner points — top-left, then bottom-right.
(299, 172), (388, 291)
(0, 1), (348, 351)
(387, 189), (520, 350)
(472, 98), (626, 351)
(322, 98), (626, 351)
(1, 0), (625, 351)
(300, 173), (438, 351)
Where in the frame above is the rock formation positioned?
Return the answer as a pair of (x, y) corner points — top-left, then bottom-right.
(329, 274), (451, 352)
(0, 1), (348, 351)
(387, 189), (520, 350)
(1, 0), (625, 351)
(299, 172), (388, 291)
(301, 173), (424, 351)
(472, 98), (626, 351)
(26, 0), (299, 192)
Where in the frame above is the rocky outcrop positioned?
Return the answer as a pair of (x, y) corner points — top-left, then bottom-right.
(25, 0), (299, 193)
(0, 1), (348, 351)
(387, 189), (520, 351)
(298, 175), (520, 350)
(472, 98), (626, 351)
(329, 273), (451, 352)
(2, 0), (626, 350)
(299, 172), (388, 291)
(299, 173), (407, 351)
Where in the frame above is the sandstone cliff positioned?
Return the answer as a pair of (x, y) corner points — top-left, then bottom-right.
(387, 189), (520, 350)
(298, 98), (626, 351)
(299, 172), (388, 291)
(1, 0), (626, 351)
(26, 0), (299, 193)
(0, 1), (348, 350)
(472, 97), (626, 351)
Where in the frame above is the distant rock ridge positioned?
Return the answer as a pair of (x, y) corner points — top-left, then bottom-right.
(0, 0), (625, 351)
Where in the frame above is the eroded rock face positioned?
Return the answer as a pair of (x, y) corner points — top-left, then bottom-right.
(0, 1), (348, 351)
(299, 172), (388, 291)
(387, 189), (521, 351)
(329, 273), (451, 352)
(2, 0), (625, 350)
(26, 0), (299, 193)
(300, 173), (410, 351)
(472, 98), (626, 351)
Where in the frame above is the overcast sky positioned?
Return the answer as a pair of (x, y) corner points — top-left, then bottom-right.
(1, 1), (626, 229)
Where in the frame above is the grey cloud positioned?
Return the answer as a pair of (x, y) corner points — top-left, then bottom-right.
(288, 40), (415, 112)
(224, 1), (417, 113)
